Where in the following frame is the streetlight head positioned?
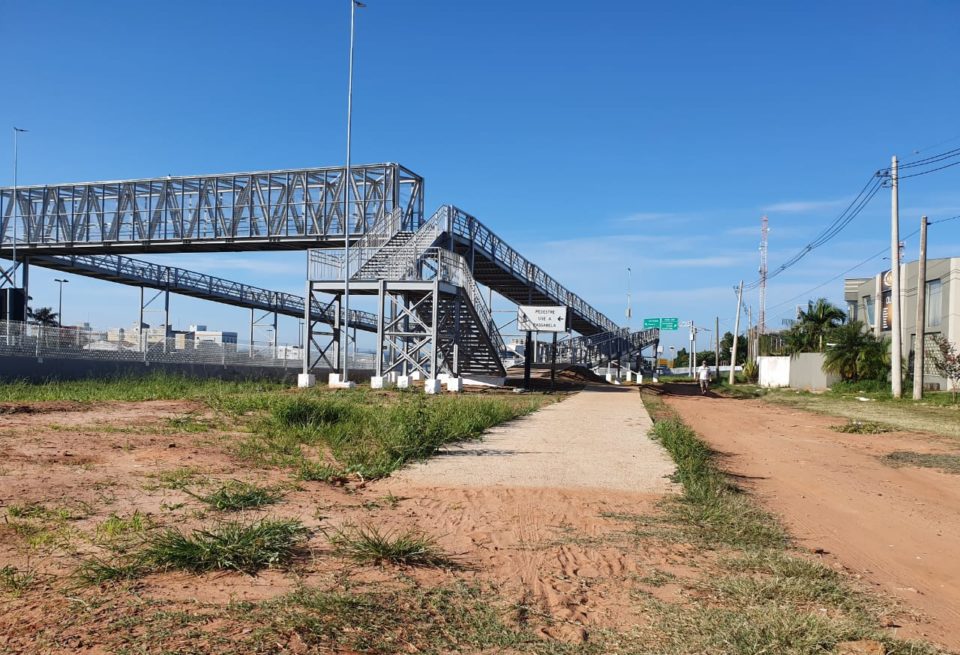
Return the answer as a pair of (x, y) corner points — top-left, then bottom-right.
(13, 127), (28, 133)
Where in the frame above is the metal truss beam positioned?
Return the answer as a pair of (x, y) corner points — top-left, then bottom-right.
(0, 163), (423, 256)
(19, 252), (378, 332)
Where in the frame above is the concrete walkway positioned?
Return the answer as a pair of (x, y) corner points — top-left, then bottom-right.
(396, 385), (677, 493)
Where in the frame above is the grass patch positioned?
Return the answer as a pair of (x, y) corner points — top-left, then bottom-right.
(188, 480), (284, 512)
(146, 517), (309, 575)
(7, 502), (86, 521)
(296, 460), (347, 483)
(144, 466), (204, 491)
(166, 414), (217, 433)
(326, 524), (452, 567)
(881, 450), (960, 474)
(255, 581), (536, 654)
(831, 419), (897, 434)
(643, 398), (786, 550)
(0, 373), (286, 403)
(96, 511), (150, 541)
(75, 556), (149, 585)
(239, 391), (550, 479)
(0, 565), (36, 595)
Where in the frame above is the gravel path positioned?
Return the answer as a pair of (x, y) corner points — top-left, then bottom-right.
(397, 385), (677, 493)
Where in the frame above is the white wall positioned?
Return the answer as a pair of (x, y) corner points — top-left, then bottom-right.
(759, 356), (791, 388)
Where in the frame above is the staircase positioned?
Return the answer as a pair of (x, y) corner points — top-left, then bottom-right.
(353, 231), (415, 279)
(309, 207), (507, 378)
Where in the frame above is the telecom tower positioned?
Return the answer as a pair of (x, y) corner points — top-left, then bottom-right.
(758, 215), (769, 336)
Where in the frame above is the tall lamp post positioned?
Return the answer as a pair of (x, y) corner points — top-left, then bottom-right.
(340, 0), (365, 387)
(54, 278), (68, 327)
(7, 128), (28, 328)
(626, 267), (632, 328)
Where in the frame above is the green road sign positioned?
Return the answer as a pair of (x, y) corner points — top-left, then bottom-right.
(643, 318), (661, 329)
(659, 318), (679, 330)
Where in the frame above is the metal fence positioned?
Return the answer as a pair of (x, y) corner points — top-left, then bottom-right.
(0, 319), (375, 370)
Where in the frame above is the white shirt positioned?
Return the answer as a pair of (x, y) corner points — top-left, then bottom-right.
(698, 366), (709, 380)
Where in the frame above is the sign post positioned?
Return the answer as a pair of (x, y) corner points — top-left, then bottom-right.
(518, 306), (569, 390)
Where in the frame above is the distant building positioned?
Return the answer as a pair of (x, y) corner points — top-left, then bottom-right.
(845, 256), (960, 389)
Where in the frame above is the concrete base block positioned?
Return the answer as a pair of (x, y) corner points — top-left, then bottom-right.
(651, 376), (658, 383)
(424, 379), (441, 394)
(605, 373), (614, 383)
(638, 374), (644, 384)
(370, 375), (387, 390)
(445, 377), (463, 392)
(328, 373), (356, 389)
(297, 373), (316, 388)
(397, 375), (411, 389)
(411, 370), (422, 381)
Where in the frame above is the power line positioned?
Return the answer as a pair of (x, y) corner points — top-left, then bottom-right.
(766, 213), (960, 323)
(745, 143), (960, 293)
(744, 174), (884, 290)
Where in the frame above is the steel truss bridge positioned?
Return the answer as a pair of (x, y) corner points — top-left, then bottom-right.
(1, 163), (657, 379)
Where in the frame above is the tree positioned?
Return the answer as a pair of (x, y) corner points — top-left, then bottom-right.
(931, 335), (960, 402)
(673, 348), (689, 368)
(27, 306), (59, 327)
(784, 298), (847, 354)
(720, 331), (748, 365)
(822, 321), (888, 382)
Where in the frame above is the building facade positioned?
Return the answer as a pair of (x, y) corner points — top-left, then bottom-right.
(845, 256), (960, 389)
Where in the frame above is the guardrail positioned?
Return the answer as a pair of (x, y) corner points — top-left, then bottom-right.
(0, 320), (375, 370)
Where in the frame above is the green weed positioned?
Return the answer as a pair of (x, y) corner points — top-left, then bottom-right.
(146, 518), (309, 575)
(190, 480), (284, 511)
(0, 565), (36, 595)
(326, 524), (452, 567)
(832, 420), (896, 434)
(96, 511), (150, 541)
(239, 392), (549, 479)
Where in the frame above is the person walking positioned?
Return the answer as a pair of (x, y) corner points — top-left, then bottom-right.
(698, 360), (710, 395)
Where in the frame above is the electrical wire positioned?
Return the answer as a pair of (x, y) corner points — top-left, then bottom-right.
(766, 213), (960, 324)
(743, 174), (884, 290)
(745, 143), (960, 293)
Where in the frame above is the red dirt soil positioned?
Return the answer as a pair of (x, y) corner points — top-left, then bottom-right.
(663, 387), (960, 650)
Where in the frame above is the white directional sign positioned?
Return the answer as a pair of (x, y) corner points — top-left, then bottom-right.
(518, 305), (569, 332)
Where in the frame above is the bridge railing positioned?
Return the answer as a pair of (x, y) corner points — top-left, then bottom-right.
(445, 206), (619, 334)
(33, 253), (378, 332)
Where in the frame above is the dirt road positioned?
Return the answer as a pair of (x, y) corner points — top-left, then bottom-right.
(663, 386), (960, 649)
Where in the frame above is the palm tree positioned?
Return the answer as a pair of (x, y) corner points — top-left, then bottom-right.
(797, 298), (846, 352)
(27, 306), (59, 327)
(822, 320), (889, 382)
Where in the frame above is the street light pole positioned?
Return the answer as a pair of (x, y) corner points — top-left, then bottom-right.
(11, 128), (27, 292)
(54, 278), (68, 327)
(341, 0), (363, 386)
(626, 266), (632, 328)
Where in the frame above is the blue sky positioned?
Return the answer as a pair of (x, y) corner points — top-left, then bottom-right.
(3, 0), (960, 351)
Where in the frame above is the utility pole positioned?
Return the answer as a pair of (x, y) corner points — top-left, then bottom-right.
(747, 306), (753, 362)
(689, 321), (697, 378)
(913, 215), (928, 400)
(758, 215), (768, 336)
(714, 315), (720, 382)
(890, 156), (903, 398)
(730, 281), (743, 384)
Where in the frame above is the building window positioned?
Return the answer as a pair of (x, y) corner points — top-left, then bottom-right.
(863, 295), (875, 325)
(847, 301), (858, 322)
(926, 279), (942, 328)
